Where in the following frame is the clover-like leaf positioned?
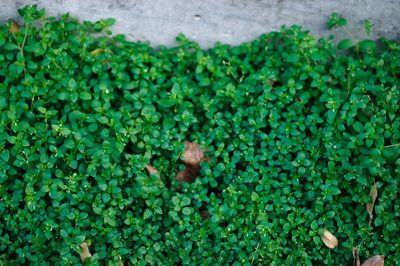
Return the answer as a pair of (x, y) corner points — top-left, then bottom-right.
(327, 12), (347, 29)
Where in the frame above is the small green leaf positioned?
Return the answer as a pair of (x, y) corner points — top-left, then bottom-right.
(158, 98), (175, 108)
(80, 91), (92, 100)
(182, 207), (193, 215)
(181, 196), (191, 206)
(143, 208), (153, 219)
(363, 19), (373, 36)
(0, 150), (10, 162)
(38, 106), (47, 114)
(337, 39), (353, 50)
(358, 39), (376, 53)
(287, 53), (299, 64)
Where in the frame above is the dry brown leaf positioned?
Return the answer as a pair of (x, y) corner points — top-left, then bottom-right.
(366, 182), (378, 224)
(200, 209), (210, 219)
(145, 165), (158, 175)
(9, 20), (20, 33)
(79, 242), (92, 262)
(361, 255), (384, 266)
(353, 247), (361, 266)
(176, 141), (209, 183)
(176, 169), (192, 182)
(90, 48), (103, 56)
(320, 229), (338, 249)
(175, 165), (199, 183)
(183, 141), (205, 166)
(265, 79), (275, 86)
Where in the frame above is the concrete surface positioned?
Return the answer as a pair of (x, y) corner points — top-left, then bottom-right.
(1, 0), (399, 47)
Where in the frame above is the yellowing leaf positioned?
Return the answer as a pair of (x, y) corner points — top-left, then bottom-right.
(361, 255), (384, 266)
(79, 242), (92, 262)
(9, 21), (20, 33)
(366, 182), (378, 225)
(320, 229), (338, 249)
(90, 48), (103, 56)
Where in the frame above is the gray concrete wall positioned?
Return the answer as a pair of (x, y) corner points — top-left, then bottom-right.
(1, 0), (399, 47)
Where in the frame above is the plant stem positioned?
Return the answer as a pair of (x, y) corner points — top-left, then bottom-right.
(384, 143), (400, 148)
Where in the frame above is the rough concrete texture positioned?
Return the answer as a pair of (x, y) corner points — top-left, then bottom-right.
(1, 0), (399, 47)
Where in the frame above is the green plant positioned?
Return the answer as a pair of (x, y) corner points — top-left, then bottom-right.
(0, 6), (399, 265)
(327, 12), (378, 55)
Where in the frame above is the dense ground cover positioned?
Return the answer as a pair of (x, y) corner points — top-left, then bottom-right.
(0, 6), (399, 265)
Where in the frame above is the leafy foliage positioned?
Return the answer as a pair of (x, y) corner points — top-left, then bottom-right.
(0, 6), (399, 265)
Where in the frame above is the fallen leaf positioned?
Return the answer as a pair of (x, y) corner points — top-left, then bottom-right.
(79, 242), (92, 262)
(366, 182), (378, 225)
(265, 79), (275, 86)
(175, 141), (209, 183)
(183, 141), (205, 166)
(320, 229), (338, 249)
(200, 209), (210, 219)
(90, 48), (103, 56)
(361, 255), (384, 266)
(145, 165), (158, 175)
(353, 247), (361, 266)
(176, 169), (192, 182)
(9, 20), (20, 33)
(175, 165), (199, 183)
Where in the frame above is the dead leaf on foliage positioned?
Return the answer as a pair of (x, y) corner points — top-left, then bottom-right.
(9, 20), (20, 33)
(176, 169), (193, 182)
(183, 141), (206, 166)
(366, 182), (378, 225)
(176, 165), (199, 183)
(90, 48), (103, 56)
(79, 242), (92, 262)
(265, 79), (275, 86)
(361, 255), (384, 266)
(145, 165), (158, 175)
(175, 141), (208, 183)
(320, 229), (338, 249)
(200, 209), (210, 219)
(353, 247), (361, 266)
